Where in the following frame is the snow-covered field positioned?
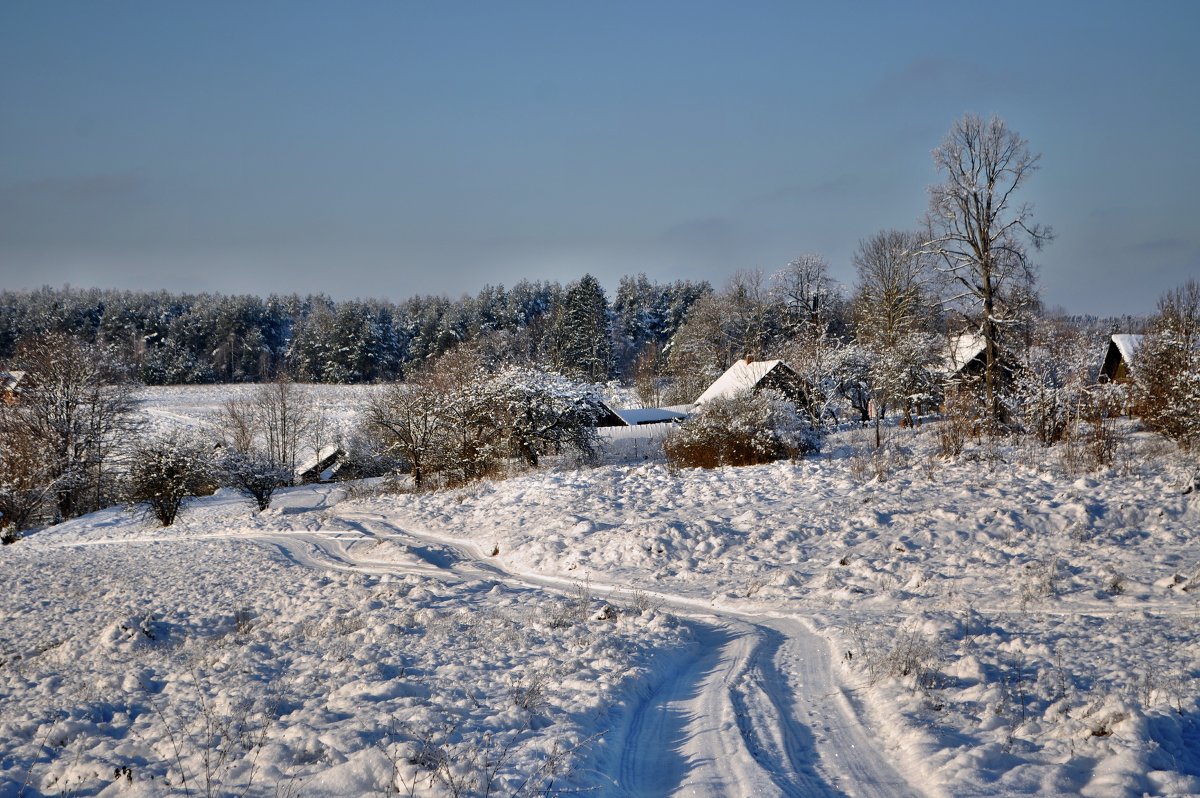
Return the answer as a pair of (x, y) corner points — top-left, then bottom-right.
(2, 386), (1198, 796)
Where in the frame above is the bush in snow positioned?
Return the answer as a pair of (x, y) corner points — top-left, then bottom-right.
(664, 390), (818, 469)
(126, 431), (215, 526)
(220, 450), (292, 511)
(0, 417), (56, 541)
(364, 347), (605, 489)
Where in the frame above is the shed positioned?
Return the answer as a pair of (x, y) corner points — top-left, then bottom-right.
(942, 333), (988, 380)
(589, 401), (628, 428)
(0, 371), (26, 404)
(1098, 334), (1143, 383)
(297, 446), (346, 484)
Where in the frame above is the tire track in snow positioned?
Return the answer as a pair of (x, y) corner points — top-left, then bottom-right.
(613, 623), (732, 796)
(38, 506), (923, 797)
(725, 623), (844, 797)
(332, 512), (924, 797)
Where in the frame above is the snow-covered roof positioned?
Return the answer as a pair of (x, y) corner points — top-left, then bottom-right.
(296, 445), (343, 479)
(943, 333), (986, 375)
(613, 407), (688, 426)
(1111, 334), (1143, 364)
(694, 359), (784, 405)
(0, 370), (25, 390)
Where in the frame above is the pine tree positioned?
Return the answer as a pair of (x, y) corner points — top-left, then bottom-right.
(549, 274), (612, 382)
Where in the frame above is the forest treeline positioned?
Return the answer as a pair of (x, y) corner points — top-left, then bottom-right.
(0, 276), (712, 387)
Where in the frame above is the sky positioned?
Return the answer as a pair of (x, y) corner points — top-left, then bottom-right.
(1, 1), (1198, 317)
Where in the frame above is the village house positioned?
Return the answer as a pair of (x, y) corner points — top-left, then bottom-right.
(1098, 334), (1142, 384)
(693, 357), (805, 407)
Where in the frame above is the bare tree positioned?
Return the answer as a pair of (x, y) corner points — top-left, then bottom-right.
(726, 269), (774, 360)
(255, 378), (313, 480)
(216, 377), (314, 484)
(925, 114), (1053, 428)
(364, 377), (447, 490)
(852, 230), (943, 440)
(772, 253), (838, 340)
(0, 417), (56, 540)
(853, 230), (939, 343)
(4, 333), (138, 520)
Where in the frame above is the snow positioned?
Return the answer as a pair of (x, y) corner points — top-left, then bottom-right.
(693, 358), (784, 405)
(3, 385), (1199, 796)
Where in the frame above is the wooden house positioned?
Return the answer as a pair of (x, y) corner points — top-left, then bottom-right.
(1098, 334), (1142, 384)
(942, 333), (988, 382)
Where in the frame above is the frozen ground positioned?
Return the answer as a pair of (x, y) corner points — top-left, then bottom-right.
(2, 386), (1198, 796)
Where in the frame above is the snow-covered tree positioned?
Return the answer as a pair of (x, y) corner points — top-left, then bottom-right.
(126, 431), (214, 526)
(1133, 281), (1200, 449)
(6, 333), (138, 520)
(772, 254), (841, 342)
(491, 366), (603, 467)
(851, 230), (943, 439)
(925, 114), (1053, 429)
(546, 274), (612, 382)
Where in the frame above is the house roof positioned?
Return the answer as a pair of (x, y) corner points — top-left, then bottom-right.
(613, 407), (688, 426)
(296, 445), (343, 479)
(943, 333), (987, 375)
(1110, 334), (1143, 364)
(694, 358), (785, 405)
(0, 371), (26, 391)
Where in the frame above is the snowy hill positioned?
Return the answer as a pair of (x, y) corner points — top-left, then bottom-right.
(2, 386), (1198, 796)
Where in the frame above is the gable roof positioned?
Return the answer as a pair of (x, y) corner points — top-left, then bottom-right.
(943, 333), (987, 375)
(0, 371), (26, 391)
(1110, 334), (1143, 364)
(694, 358), (786, 405)
(1098, 333), (1144, 383)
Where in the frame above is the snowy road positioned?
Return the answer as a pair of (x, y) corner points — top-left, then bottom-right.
(248, 513), (923, 798)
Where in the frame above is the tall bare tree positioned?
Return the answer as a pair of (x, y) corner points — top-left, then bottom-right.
(925, 114), (1053, 427)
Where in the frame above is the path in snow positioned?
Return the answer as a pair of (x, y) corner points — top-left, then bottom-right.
(43, 508), (921, 797)
(306, 512), (922, 798)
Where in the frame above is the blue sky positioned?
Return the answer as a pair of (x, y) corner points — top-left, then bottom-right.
(1, 1), (1197, 316)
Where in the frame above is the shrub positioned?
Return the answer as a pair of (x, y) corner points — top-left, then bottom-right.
(664, 390), (818, 469)
(937, 390), (980, 458)
(220, 451), (292, 511)
(126, 431), (215, 526)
